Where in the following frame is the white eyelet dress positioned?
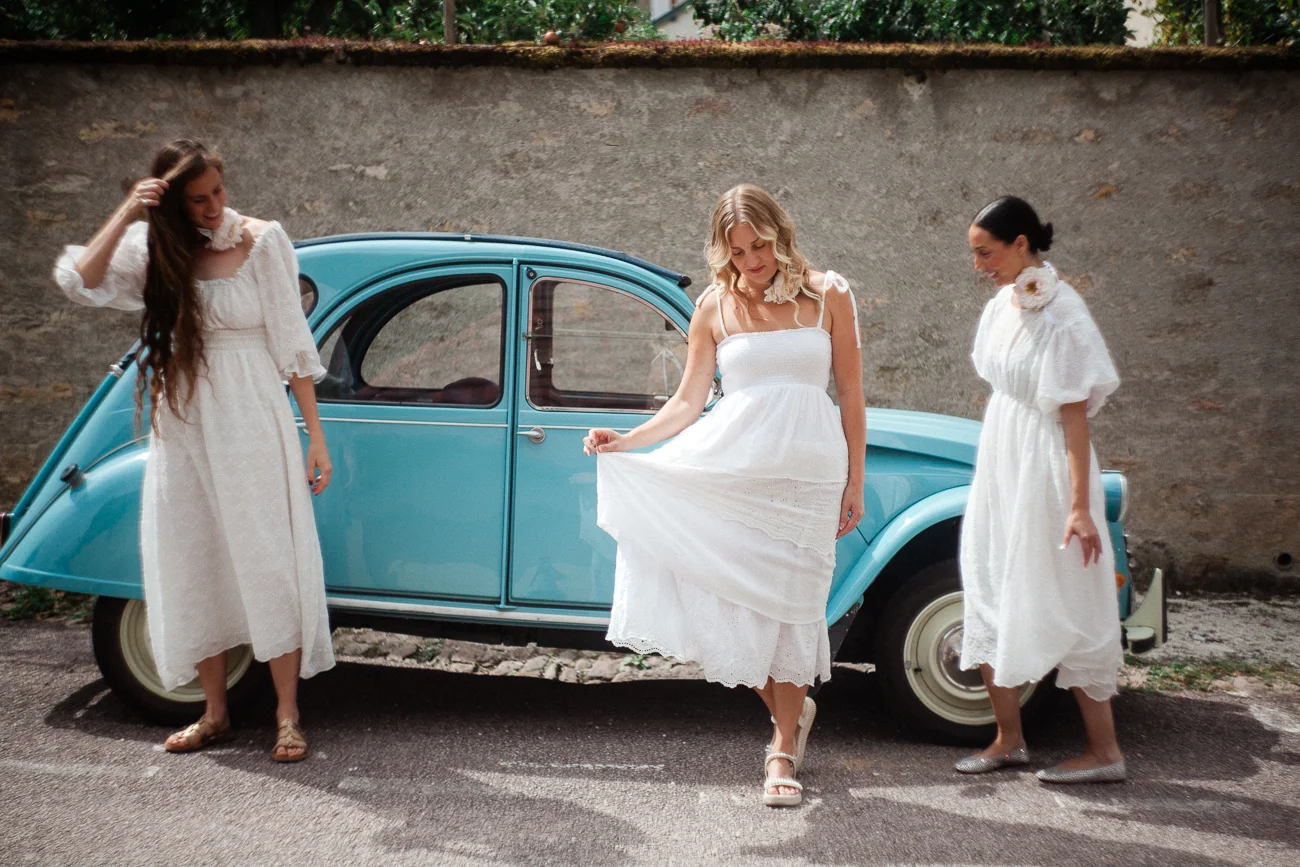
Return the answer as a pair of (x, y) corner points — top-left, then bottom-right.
(596, 275), (852, 688)
(959, 276), (1123, 701)
(55, 221), (335, 691)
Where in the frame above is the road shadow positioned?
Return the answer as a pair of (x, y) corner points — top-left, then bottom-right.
(40, 659), (1300, 864)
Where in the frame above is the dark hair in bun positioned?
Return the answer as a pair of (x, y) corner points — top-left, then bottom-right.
(972, 196), (1054, 253)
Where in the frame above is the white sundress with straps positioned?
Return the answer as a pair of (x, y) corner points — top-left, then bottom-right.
(596, 272), (854, 687)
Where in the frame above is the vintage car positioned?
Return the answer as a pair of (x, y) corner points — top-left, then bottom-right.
(0, 234), (1165, 742)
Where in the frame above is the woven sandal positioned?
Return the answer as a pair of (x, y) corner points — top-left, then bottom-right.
(271, 718), (309, 763)
(763, 751), (803, 808)
(767, 696), (817, 773)
(164, 715), (234, 754)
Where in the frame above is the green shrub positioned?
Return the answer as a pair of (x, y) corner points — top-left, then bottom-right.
(1147, 0), (1300, 46)
(0, 0), (656, 43)
(691, 0), (1132, 45)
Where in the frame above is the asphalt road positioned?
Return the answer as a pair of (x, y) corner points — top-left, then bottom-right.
(2, 619), (1299, 867)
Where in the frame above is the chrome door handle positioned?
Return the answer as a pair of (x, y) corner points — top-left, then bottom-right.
(517, 427), (546, 444)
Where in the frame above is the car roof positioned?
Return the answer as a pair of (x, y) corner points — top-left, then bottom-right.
(295, 232), (692, 289)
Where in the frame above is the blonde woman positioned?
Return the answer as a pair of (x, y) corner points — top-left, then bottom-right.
(583, 184), (866, 807)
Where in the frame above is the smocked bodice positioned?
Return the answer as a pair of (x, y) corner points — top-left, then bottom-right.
(716, 327), (832, 396)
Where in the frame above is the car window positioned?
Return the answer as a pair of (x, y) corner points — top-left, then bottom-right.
(316, 277), (504, 407)
(527, 277), (687, 412)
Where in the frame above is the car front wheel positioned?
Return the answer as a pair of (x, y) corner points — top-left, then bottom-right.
(91, 596), (268, 725)
(874, 559), (1053, 744)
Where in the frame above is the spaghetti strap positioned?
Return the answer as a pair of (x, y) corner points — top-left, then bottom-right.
(715, 285), (731, 339)
(816, 272), (833, 329)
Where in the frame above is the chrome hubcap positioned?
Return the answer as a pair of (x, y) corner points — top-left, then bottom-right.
(902, 590), (1038, 727)
(118, 599), (253, 702)
(936, 624), (985, 692)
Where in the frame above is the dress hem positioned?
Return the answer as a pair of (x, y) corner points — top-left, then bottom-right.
(606, 634), (829, 690)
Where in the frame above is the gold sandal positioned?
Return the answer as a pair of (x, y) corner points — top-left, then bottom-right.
(271, 718), (309, 763)
(164, 715), (234, 753)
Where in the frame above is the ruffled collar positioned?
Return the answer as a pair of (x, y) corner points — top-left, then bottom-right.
(1010, 261), (1059, 311)
(197, 207), (244, 251)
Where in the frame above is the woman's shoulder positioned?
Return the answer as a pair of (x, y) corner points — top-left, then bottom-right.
(239, 215), (279, 242)
(807, 269), (849, 295)
(1043, 280), (1095, 328)
(239, 216), (292, 259)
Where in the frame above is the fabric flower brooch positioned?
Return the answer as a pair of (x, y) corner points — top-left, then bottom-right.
(763, 271), (797, 305)
(1013, 264), (1059, 311)
(197, 207), (244, 252)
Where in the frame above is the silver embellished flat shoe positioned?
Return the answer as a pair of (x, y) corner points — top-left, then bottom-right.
(954, 746), (1030, 774)
(1036, 759), (1127, 784)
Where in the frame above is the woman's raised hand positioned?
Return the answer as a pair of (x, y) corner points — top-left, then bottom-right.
(1062, 509), (1102, 566)
(124, 177), (169, 220)
(583, 428), (626, 456)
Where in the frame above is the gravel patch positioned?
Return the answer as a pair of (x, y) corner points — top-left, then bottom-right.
(1144, 594), (1300, 666)
(331, 594), (1300, 685)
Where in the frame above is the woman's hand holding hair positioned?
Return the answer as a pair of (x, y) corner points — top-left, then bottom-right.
(124, 177), (169, 221)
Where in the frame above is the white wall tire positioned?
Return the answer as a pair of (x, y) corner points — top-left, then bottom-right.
(92, 597), (268, 724)
(875, 560), (1053, 744)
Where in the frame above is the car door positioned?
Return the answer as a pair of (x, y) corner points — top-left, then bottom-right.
(306, 264), (514, 603)
(508, 265), (690, 608)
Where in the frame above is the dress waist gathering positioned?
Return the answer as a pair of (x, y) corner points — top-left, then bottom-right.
(206, 327), (269, 351)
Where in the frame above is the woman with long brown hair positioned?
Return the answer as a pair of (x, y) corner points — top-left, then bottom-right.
(584, 184), (866, 806)
(54, 140), (334, 762)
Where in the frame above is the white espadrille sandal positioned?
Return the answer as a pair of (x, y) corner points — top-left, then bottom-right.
(763, 751), (803, 808)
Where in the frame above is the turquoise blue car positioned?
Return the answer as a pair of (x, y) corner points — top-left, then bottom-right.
(0, 234), (1166, 742)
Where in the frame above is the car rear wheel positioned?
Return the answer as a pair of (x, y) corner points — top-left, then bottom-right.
(874, 559), (1053, 744)
(91, 596), (268, 725)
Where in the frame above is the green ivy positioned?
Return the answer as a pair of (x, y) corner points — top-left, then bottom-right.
(0, 0), (656, 43)
(691, 0), (1132, 44)
(1146, 0), (1299, 46)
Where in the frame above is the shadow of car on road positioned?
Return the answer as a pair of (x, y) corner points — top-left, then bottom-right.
(41, 660), (1300, 867)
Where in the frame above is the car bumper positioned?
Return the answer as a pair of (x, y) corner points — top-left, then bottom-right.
(1122, 568), (1168, 654)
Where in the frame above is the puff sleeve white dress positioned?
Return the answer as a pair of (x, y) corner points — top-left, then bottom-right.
(596, 274), (855, 688)
(54, 219), (335, 690)
(958, 270), (1123, 701)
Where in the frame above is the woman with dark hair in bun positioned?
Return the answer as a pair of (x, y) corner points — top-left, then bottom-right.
(955, 196), (1126, 784)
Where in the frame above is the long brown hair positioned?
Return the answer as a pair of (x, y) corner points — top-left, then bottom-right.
(137, 140), (224, 428)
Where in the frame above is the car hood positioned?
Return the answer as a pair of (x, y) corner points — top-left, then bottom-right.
(866, 408), (981, 467)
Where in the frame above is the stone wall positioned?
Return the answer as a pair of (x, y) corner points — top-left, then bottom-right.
(2, 48), (1297, 590)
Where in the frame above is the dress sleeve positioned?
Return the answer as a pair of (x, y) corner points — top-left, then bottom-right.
(52, 221), (149, 311)
(254, 222), (326, 382)
(1034, 307), (1119, 420)
(969, 294), (1000, 383)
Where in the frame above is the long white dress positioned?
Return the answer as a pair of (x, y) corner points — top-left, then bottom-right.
(55, 220), (335, 690)
(958, 272), (1123, 701)
(596, 275), (853, 688)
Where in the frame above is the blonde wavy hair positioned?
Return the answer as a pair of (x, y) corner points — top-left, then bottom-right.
(705, 184), (819, 319)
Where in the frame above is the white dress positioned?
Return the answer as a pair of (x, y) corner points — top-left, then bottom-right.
(596, 275), (853, 688)
(55, 221), (335, 690)
(958, 273), (1123, 701)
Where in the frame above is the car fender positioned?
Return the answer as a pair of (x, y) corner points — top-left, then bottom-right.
(0, 445), (147, 599)
(828, 485), (969, 624)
